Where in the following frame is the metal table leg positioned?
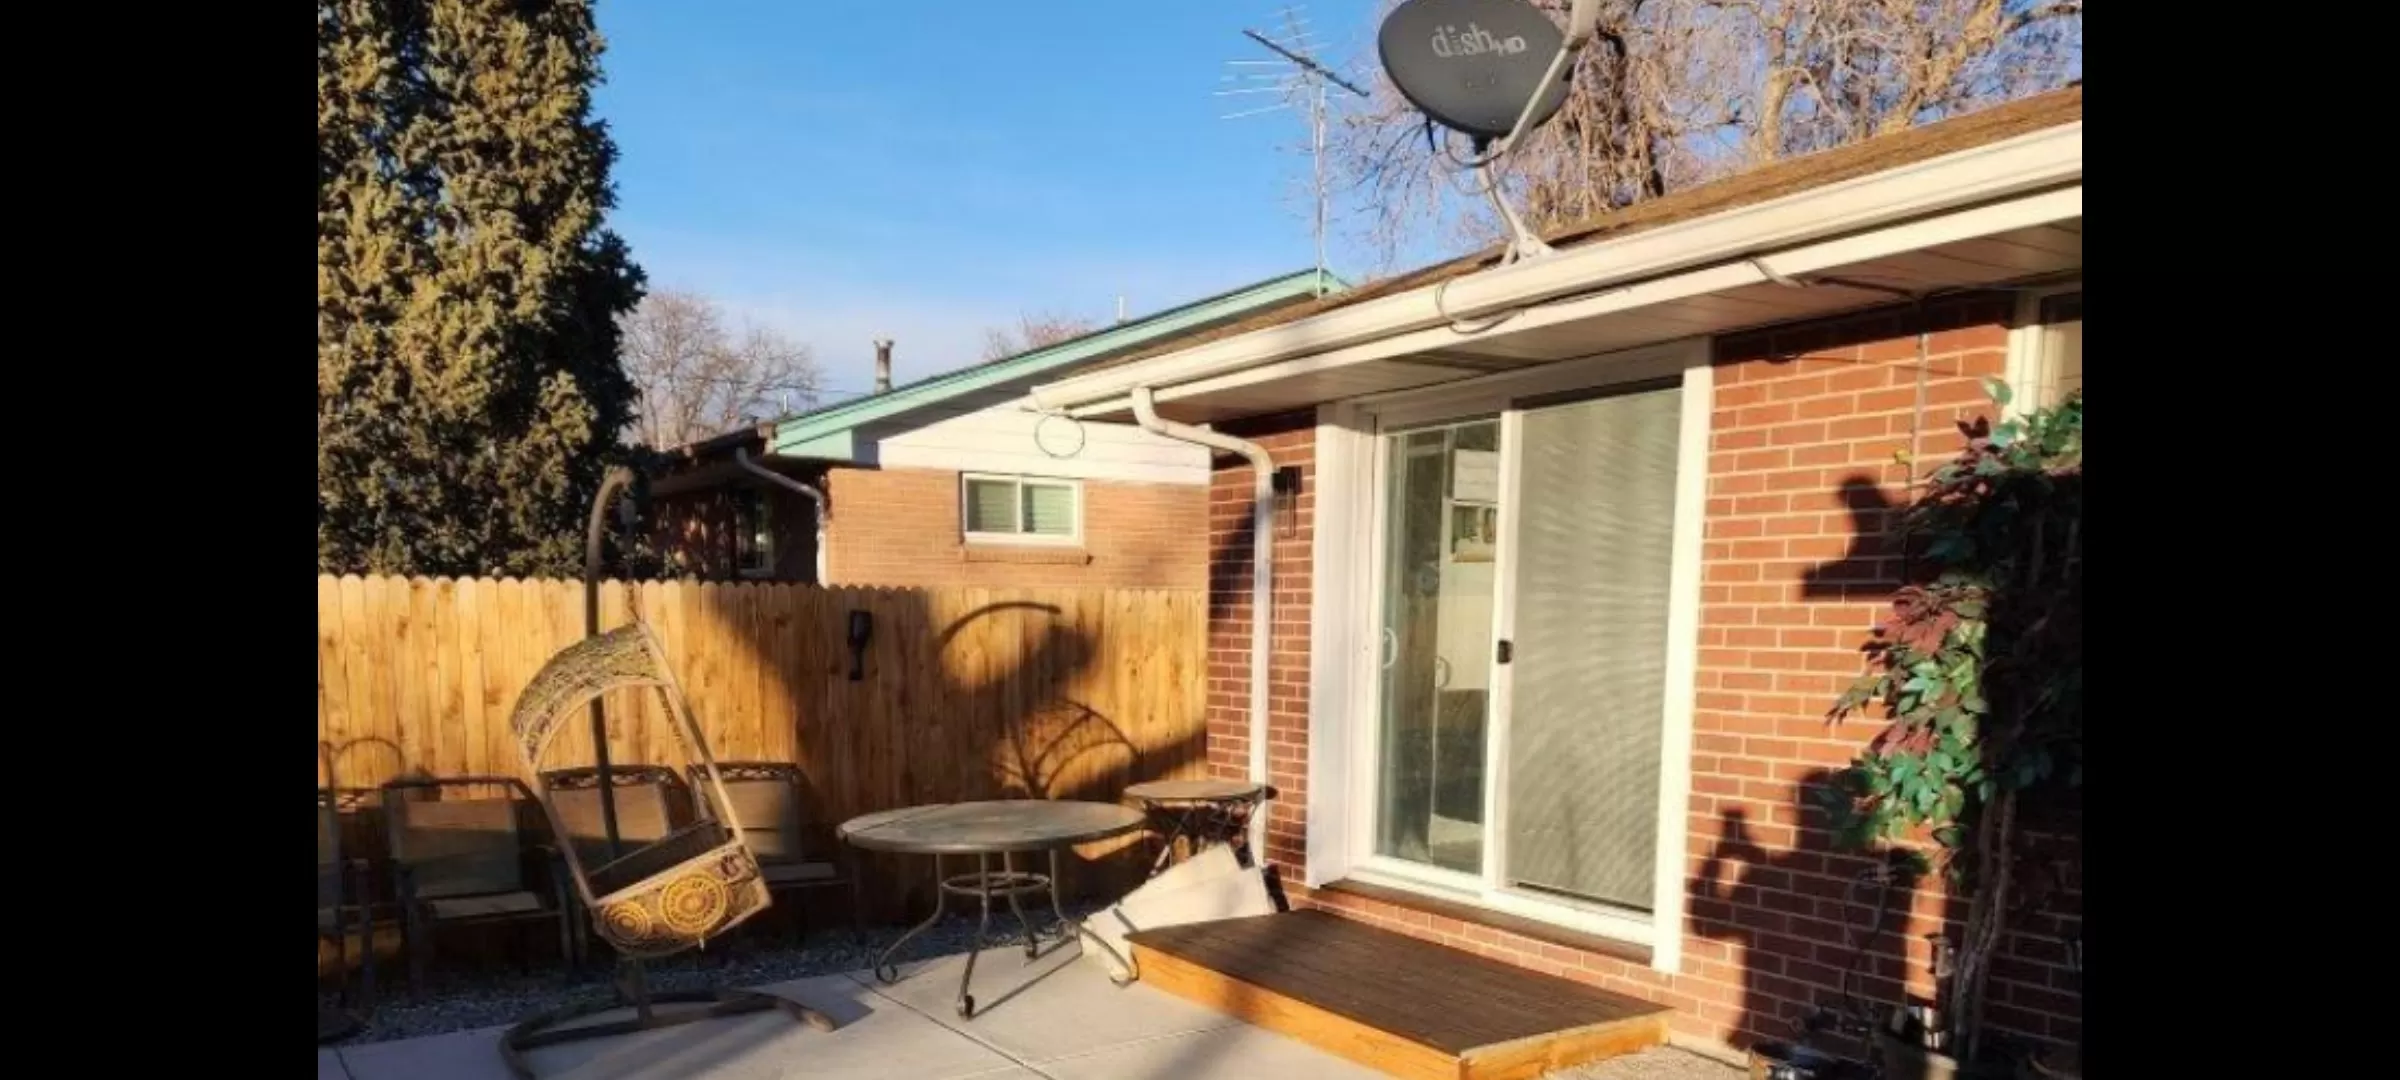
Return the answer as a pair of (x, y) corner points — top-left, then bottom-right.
(879, 851), (1059, 1018)
(875, 853), (949, 984)
(1142, 801), (1204, 876)
(1004, 852), (1039, 958)
(1049, 848), (1134, 985)
(955, 852), (993, 1017)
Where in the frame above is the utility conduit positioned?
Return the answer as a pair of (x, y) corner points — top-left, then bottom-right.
(734, 448), (830, 586)
(1129, 387), (1275, 861)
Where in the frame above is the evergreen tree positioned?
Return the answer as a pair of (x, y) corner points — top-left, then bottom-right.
(318, 0), (643, 577)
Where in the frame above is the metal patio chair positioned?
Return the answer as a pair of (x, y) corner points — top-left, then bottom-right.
(318, 786), (375, 1040)
(691, 761), (859, 944)
(538, 764), (690, 878)
(381, 776), (577, 987)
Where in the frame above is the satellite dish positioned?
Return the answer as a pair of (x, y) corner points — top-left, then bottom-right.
(1377, 0), (1572, 147)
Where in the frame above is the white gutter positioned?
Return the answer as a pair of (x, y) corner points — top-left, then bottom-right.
(1110, 184), (2078, 416)
(734, 448), (830, 586)
(1128, 387), (1275, 861)
(1030, 121), (2080, 415)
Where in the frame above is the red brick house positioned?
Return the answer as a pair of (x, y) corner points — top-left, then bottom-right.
(643, 270), (1343, 588)
(1025, 88), (2082, 1060)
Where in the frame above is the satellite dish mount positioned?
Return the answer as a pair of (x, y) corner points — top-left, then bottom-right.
(1378, 0), (1600, 265)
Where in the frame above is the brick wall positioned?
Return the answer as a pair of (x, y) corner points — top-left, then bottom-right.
(823, 466), (1206, 589)
(1200, 412), (1318, 875)
(1201, 297), (2081, 1058)
(648, 481), (821, 582)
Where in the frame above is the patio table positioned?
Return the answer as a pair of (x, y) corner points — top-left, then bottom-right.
(1122, 778), (1267, 875)
(839, 799), (1144, 1017)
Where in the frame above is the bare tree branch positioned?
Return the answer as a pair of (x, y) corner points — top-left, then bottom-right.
(1320, 0), (2083, 272)
(981, 311), (1101, 362)
(619, 289), (823, 450)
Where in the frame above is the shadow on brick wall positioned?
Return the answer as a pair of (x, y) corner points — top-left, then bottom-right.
(1694, 452), (2079, 1068)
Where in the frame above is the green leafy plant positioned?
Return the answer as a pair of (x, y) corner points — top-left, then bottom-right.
(1821, 379), (2082, 1062)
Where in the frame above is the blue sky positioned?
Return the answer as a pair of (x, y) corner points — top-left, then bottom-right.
(595, 1), (1393, 398)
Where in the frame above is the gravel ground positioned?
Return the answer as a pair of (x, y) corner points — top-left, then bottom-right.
(1548, 1046), (1748, 1079)
(320, 906), (1092, 1046)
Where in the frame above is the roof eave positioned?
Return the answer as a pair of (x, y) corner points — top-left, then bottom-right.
(765, 267), (1347, 453)
(1031, 119), (2082, 417)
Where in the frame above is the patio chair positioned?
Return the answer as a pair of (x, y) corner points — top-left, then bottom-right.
(381, 776), (577, 987)
(691, 761), (859, 944)
(536, 763), (694, 953)
(318, 786), (375, 1033)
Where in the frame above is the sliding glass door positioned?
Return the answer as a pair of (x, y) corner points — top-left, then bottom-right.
(1500, 385), (1681, 911)
(1373, 419), (1498, 875)
(1366, 381), (1684, 918)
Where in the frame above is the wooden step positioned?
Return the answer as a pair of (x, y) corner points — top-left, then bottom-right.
(1128, 909), (1672, 1080)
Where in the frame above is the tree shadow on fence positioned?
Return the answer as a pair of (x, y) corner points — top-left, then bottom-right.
(676, 585), (1208, 926)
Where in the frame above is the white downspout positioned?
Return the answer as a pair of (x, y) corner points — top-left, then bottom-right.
(1129, 387), (1275, 863)
(733, 448), (830, 586)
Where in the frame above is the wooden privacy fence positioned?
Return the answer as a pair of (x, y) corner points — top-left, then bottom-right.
(316, 575), (1209, 909)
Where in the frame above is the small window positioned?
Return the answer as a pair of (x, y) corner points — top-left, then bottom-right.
(2037, 292), (2081, 407)
(733, 488), (773, 576)
(962, 475), (1081, 544)
(2012, 289), (2082, 411)
(1449, 503), (1497, 562)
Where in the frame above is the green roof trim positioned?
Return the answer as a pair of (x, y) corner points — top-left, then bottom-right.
(768, 268), (1345, 458)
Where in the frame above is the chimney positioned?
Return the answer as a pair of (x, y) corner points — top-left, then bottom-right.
(872, 339), (893, 394)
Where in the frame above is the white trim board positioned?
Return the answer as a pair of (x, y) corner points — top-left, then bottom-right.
(2002, 281), (2083, 417)
(877, 401), (1211, 486)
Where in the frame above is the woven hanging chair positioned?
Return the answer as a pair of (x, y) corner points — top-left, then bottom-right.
(508, 621), (769, 958)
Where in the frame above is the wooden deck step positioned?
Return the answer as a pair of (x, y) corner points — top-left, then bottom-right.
(1128, 909), (1672, 1080)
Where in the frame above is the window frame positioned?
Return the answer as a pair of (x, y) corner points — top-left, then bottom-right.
(960, 473), (1084, 547)
(2004, 282), (2083, 415)
(732, 487), (775, 578)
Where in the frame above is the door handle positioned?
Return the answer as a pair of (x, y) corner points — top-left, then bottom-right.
(1496, 639), (1513, 664)
(1381, 627), (1397, 670)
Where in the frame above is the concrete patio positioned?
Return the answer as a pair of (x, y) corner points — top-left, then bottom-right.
(318, 938), (1742, 1080)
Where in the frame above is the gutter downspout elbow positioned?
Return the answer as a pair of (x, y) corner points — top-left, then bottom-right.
(1129, 387), (1276, 863)
(734, 448), (830, 586)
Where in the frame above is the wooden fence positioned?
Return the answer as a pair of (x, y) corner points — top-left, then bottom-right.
(316, 575), (1209, 909)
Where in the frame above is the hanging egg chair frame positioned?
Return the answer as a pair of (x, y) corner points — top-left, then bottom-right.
(497, 466), (834, 1080)
(514, 622), (768, 954)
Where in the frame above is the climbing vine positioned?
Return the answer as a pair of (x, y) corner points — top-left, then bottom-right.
(1822, 380), (2082, 1061)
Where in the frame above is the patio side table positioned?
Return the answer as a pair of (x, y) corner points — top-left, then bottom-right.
(838, 799), (1144, 1018)
(1123, 778), (1268, 875)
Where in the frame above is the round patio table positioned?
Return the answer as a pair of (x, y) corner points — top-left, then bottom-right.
(839, 799), (1145, 1017)
(1122, 778), (1267, 876)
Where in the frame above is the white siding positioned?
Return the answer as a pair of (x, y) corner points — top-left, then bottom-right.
(873, 396), (1212, 485)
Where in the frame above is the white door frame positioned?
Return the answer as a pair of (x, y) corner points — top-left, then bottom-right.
(1305, 338), (1711, 973)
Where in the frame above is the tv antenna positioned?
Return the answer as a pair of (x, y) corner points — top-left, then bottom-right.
(1217, 5), (1368, 294)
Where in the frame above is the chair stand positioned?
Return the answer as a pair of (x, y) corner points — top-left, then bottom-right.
(318, 1003), (363, 1045)
(498, 958), (834, 1080)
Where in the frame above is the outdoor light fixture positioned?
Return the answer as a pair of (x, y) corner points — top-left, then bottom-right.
(846, 609), (873, 682)
(1272, 466), (1303, 539)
